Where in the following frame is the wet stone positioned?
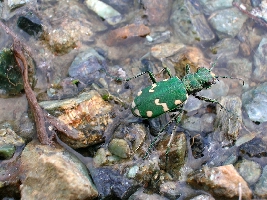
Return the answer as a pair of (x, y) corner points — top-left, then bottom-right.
(181, 116), (203, 133)
(0, 48), (24, 96)
(200, 113), (216, 133)
(0, 128), (24, 160)
(85, 0), (122, 25)
(42, 28), (78, 55)
(46, 77), (79, 100)
(17, 12), (43, 37)
(0, 152), (21, 198)
(39, 90), (113, 148)
(239, 137), (267, 157)
(209, 7), (248, 38)
(159, 181), (182, 200)
(107, 123), (146, 159)
(0, 144), (15, 160)
(190, 135), (205, 159)
(182, 113), (215, 133)
(141, 0), (172, 25)
(7, 0), (28, 9)
(20, 141), (98, 200)
(242, 82), (267, 123)
(89, 166), (139, 199)
(251, 0), (261, 7)
(235, 159), (262, 185)
(168, 46), (210, 78)
(227, 58), (252, 82)
(108, 138), (131, 158)
(254, 165), (267, 198)
(214, 96), (242, 141)
(170, 0), (215, 44)
(105, 24), (150, 46)
(129, 188), (169, 200)
(68, 48), (107, 83)
(190, 0), (233, 15)
(253, 37), (267, 82)
(190, 194), (215, 200)
(127, 165), (139, 178)
(101, 0), (133, 13)
(208, 38), (240, 61)
(187, 165), (252, 200)
(145, 31), (171, 45)
(18, 112), (35, 142)
(183, 96), (203, 113)
(151, 43), (185, 59)
(156, 132), (187, 179)
(204, 140), (239, 167)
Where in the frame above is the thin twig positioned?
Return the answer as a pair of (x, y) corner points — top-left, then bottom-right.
(232, 2), (267, 28)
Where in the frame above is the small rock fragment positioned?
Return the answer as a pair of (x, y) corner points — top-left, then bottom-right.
(108, 138), (131, 158)
(85, 0), (122, 25)
(20, 141), (98, 200)
(39, 90), (113, 148)
(142, 0), (171, 25)
(254, 165), (267, 198)
(105, 24), (150, 46)
(151, 43), (185, 59)
(235, 159), (261, 185)
(187, 164), (252, 200)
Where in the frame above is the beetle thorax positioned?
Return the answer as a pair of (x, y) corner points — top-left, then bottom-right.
(182, 67), (216, 95)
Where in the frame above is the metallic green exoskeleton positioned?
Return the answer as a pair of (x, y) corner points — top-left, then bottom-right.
(118, 60), (242, 158)
(131, 65), (216, 119)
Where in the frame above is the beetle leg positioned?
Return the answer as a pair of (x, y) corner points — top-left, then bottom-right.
(194, 95), (237, 117)
(194, 95), (225, 109)
(143, 109), (183, 159)
(164, 110), (183, 168)
(185, 64), (191, 74)
(160, 58), (173, 78)
(116, 70), (157, 83)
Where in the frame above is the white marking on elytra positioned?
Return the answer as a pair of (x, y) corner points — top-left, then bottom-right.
(137, 90), (142, 96)
(175, 100), (182, 105)
(146, 111), (153, 117)
(134, 109), (141, 116)
(163, 79), (168, 81)
(149, 83), (157, 92)
(132, 101), (136, 108)
(210, 72), (216, 78)
(155, 99), (169, 111)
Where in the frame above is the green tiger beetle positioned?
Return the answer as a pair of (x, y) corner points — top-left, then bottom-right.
(116, 59), (243, 159)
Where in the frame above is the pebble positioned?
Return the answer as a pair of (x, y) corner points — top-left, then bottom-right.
(242, 82), (267, 122)
(20, 141), (98, 199)
(254, 165), (267, 198)
(187, 164), (252, 199)
(105, 24), (150, 46)
(235, 159), (262, 185)
(39, 90), (113, 148)
(253, 37), (267, 82)
(170, 0), (215, 44)
(68, 48), (107, 82)
(208, 7), (248, 38)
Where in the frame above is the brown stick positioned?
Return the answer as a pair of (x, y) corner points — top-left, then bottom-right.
(13, 40), (52, 145)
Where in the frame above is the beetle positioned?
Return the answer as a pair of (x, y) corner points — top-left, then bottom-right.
(116, 60), (242, 158)
(131, 65), (217, 119)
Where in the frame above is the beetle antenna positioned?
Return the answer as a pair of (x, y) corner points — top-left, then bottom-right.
(209, 62), (217, 71)
(215, 75), (244, 85)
